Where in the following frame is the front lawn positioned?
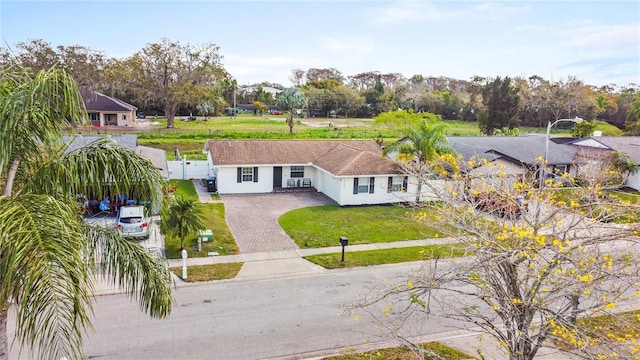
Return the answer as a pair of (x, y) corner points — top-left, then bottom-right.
(550, 188), (639, 224)
(279, 204), (447, 248)
(305, 244), (467, 269)
(165, 203), (238, 258)
(167, 179), (198, 201)
(170, 262), (242, 282)
(324, 341), (472, 360)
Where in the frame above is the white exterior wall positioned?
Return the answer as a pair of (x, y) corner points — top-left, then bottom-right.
(167, 160), (211, 180)
(216, 166), (273, 194)
(316, 170), (340, 202)
(280, 165), (316, 188)
(627, 173), (640, 190)
(336, 175), (415, 206)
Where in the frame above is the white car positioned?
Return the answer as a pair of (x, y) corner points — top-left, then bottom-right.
(115, 205), (150, 239)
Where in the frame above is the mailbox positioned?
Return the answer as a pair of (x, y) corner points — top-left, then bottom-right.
(339, 236), (349, 247)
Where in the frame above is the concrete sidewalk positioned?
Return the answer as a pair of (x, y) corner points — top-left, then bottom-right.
(165, 237), (457, 280)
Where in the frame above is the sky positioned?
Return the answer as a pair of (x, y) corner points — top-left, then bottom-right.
(1, 1), (638, 88)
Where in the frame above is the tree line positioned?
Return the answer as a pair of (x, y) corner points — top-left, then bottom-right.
(2, 38), (639, 133)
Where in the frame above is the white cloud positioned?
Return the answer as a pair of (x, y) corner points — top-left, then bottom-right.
(224, 54), (304, 67)
(367, 1), (530, 25)
(473, 2), (530, 18)
(319, 35), (375, 54)
(565, 24), (640, 50)
(367, 1), (452, 25)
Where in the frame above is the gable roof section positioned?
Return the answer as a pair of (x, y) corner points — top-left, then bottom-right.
(571, 136), (640, 163)
(206, 140), (402, 176)
(83, 91), (137, 112)
(314, 144), (402, 176)
(447, 135), (577, 166)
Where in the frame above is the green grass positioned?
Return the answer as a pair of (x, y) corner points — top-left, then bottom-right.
(324, 341), (472, 359)
(550, 188), (639, 223)
(279, 204), (447, 248)
(165, 203), (238, 258)
(305, 244), (466, 269)
(167, 179), (198, 201)
(170, 262), (243, 282)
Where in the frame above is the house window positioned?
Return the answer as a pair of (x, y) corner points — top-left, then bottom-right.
(553, 165), (568, 175)
(88, 113), (100, 126)
(242, 167), (253, 182)
(353, 177), (375, 194)
(237, 167), (259, 183)
(387, 176), (408, 192)
(291, 166), (304, 178)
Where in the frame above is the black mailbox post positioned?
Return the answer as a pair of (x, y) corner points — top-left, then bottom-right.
(339, 236), (348, 262)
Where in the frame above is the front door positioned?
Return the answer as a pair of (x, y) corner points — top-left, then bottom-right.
(105, 114), (117, 126)
(273, 166), (282, 188)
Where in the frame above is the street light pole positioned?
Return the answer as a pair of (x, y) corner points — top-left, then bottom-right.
(538, 116), (583, 189)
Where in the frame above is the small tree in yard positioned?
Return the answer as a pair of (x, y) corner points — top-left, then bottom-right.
(253, 100), (268, 120)
(349, 160), (640, 360)
(197, 100), (214, 120)
(276, 87), (308, 134)
(160, 195), (206, 250)
(380, 112), (458, 202)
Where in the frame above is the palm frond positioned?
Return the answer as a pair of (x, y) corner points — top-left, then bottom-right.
(83, 223), (174, 318)
(19, 138), (164, 206)
(0, 194), (91, 360)
(0, 65), (86, 192)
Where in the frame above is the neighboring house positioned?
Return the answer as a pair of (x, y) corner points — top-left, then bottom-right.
(225, 104), (282, 115)
(447, 135), (579, 183)
(569, 136), (640, 190)
(61, 135), (169, 180)
(82, 91), (138, 127)
(203, 140), (417, 206)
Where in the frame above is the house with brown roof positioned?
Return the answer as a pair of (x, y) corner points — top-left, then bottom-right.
(82, 91), (138, 127)
(203, 140), (416, 206)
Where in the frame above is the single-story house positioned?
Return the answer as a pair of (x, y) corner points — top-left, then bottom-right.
(447, 135), (579, 182)
(203, 140), (419, 206)
(82, 92), (138, 127)
(569, 136), (640, 190)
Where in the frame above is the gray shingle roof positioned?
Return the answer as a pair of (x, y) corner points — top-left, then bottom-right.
(205, 140), (403, 176)
(61, 135), (138, 151)
(82, 92), (137, 112)
(447, 135), (578, 166)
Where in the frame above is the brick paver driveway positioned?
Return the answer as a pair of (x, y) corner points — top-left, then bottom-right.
(220, 192), (336, 253)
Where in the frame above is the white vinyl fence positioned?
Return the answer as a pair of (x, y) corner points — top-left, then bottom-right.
(167, 159), (211, 180)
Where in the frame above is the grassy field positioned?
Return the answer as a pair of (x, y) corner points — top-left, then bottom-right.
(279, 204), (447, 248)
(87, 113), (625, 158)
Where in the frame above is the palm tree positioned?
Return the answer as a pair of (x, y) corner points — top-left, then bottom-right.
(612, 151), (640, 185)
(276, 87), (308, 134)
(382, 118), (456, 201)
(0, 64), (173, 360)
(160, 195), (206, 250)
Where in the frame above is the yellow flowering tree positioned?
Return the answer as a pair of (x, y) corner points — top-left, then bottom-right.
(351, 160), (640, 360)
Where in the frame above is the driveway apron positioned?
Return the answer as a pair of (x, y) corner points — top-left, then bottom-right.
(221, 192), (336, 253)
